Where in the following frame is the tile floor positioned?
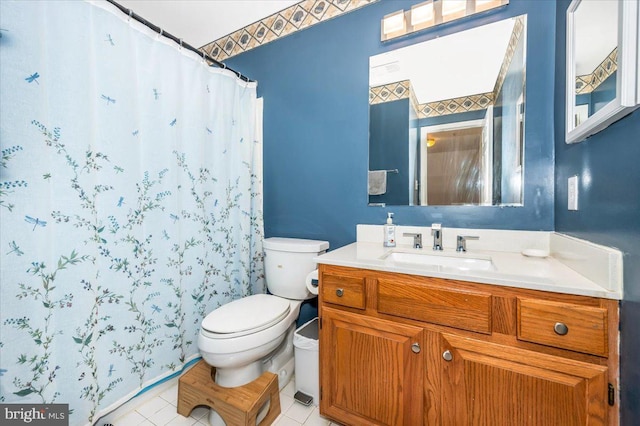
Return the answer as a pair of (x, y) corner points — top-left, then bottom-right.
(98, 375), (340, 426)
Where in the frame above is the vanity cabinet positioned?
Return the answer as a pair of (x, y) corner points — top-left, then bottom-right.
(439, 332), (608, 426)
(320, 307), (424, 425)
(317, 265), (619, 426)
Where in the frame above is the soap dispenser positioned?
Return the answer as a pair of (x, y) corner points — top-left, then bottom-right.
(383, 212), (396, 247)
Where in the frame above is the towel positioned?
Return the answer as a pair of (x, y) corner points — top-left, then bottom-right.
(368, 170), (387, 195)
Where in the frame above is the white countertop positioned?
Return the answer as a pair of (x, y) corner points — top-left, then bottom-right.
(314, 241), (623, 300)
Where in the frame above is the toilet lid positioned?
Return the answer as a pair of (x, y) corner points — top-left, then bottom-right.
(201, 294), (290, 337)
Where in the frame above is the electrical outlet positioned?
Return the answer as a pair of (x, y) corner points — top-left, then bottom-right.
(568, 176), (579, 210)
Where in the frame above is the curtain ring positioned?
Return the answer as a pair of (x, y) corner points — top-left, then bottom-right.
(128, 9), (133, 22)
(179, 38), (183, 49)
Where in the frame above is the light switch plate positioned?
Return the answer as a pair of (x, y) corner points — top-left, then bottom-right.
(568, 175), (579, 210)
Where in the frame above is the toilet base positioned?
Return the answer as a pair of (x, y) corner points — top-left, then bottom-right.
(177, 360), (280, 426)
(215, 361), (263, 388)
(263, 324), (296, 390)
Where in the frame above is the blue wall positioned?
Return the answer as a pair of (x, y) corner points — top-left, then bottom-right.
(591, 72), (617, 115)
(554, 1), (640, 424)
(224, 0), (638, 419)
(576, 72), (617, 117)
(227, 0), (556, 250)
(369, 98), (410, 205)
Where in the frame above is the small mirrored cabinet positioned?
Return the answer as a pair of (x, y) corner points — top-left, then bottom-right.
(566, 0), (640, 144)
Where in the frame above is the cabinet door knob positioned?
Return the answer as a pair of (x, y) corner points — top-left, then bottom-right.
(411, 343), (421, 354)
(442, 350), (453, 361)
(554, 322), (569, 335)
(336, 288), (344, 297)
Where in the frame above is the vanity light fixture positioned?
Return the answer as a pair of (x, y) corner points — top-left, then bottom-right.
(381, 10), (406, 41)
(476, 0), (506, 13)
(441, 0), (468, 22)
(411, 1), (435, 30)
(381, 0), (509, 42)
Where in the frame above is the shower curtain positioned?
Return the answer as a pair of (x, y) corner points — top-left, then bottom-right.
(0, 1), (264, 424)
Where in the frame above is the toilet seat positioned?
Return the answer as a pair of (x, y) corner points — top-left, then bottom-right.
(201, 294), (290, 339)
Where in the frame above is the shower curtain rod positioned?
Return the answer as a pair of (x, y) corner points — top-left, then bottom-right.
(106, 0), (253, 83)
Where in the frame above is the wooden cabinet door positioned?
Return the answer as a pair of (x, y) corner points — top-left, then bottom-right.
(440, 333), (608, 426)
(320, 306), (424, 426)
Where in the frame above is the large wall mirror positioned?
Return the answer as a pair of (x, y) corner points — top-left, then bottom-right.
(565, 0), (640, 144)
(368, 15), (526, 207)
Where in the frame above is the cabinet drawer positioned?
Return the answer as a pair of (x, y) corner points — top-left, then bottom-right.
(378, 279), (492, 334)
(517, 298), (608, 357)
(321, 273), (365, 309)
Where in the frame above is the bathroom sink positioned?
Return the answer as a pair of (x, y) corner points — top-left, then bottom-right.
(382, 250), (495, 271)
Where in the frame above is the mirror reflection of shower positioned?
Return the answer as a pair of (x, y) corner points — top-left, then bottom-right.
(421, 121), (485, 206)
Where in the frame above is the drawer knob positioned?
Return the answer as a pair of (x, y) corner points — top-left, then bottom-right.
(411, 343), (421, 354)
(336, 288), (344, 297)
(554, 322), (569, 336)
(442, 350), (453, 361)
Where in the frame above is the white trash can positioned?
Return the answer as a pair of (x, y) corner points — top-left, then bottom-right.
(293, 317), (319, 406)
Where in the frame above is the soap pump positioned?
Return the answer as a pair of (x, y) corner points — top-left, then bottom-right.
(383, 212), (396, 247)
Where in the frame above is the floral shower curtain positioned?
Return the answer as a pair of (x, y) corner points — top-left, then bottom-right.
(0, 1), (264, 424)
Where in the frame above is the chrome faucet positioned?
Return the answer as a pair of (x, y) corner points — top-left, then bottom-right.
(431, 223), (443, 251)
(456, 235), (479, 252)
(403, 232), (422, 249)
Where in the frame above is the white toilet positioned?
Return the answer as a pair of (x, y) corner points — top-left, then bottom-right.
(197, 237), (328, 398)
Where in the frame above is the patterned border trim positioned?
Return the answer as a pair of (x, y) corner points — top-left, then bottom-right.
(575, 48), (618, 95)
(369, 80), (493, 119)
(493, 15), (525, 99)
(200, 0), (379, 61)
(419, 92), (494, 118)
(369, 81), (411, 105)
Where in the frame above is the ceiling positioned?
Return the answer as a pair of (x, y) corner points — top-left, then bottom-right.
(116, 0), (300, 48)
(370, 17), (516, 104)
(573, 0), (618, 75)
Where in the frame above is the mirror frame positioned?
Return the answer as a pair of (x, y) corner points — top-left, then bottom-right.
(565, 0), (640, 144)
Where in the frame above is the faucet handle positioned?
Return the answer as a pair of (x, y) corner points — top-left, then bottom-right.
(456, 235), (479, 252)
(402, 233), (423, 249)
(431, 224), (443, 251)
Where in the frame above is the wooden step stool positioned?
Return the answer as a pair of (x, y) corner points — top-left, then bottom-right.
(177, 360), (281, 425)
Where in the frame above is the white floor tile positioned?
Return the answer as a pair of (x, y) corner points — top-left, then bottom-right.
(275, 414), (303, 426)
(113, 410), (146, 426)
(159, 384), (179, 406)
(147, 403), (179, 425)
(279, 394), (295, 414)
(138, 421), (155, 426)
(136, 396), (171, 418)
(303, 407), (331, 426)
(189, 406), (209, 421)
(165, 414), (200, 426)
(285, 402), (314, 424)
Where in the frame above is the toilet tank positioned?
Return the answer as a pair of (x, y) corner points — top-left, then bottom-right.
(263, 237), (329, 300)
